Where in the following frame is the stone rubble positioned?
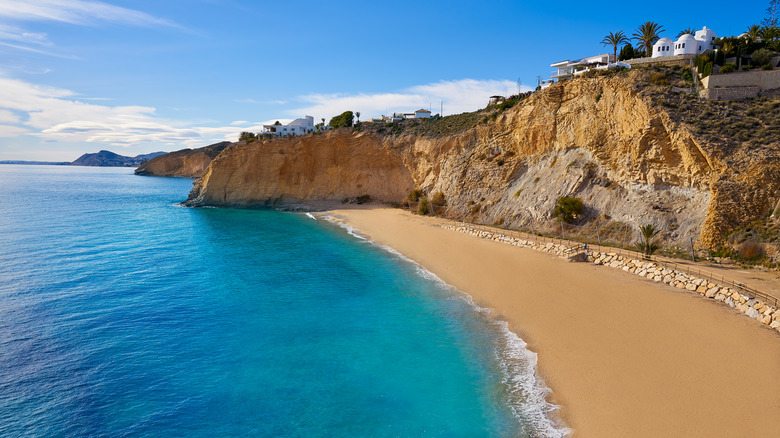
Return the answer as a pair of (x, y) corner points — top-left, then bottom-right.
(444, 224), (780, 334)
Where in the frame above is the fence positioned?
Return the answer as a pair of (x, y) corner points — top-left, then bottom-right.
(458, 222), (779, 309)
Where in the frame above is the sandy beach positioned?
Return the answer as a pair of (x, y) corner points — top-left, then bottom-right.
(329, 207), (780, 437)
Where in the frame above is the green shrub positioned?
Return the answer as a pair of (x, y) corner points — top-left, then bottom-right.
(553, 196), (584, 223)
(430, 191), (446, 205)
(418, 198), (430, 215)
(514, 189), (523, 197)
(328, 111), (354, 128)
(239, 131), (257, 143)
(356, 195), (372, 204)
(407, 188), (424, 202)
(719, 63), (736, 74)
(762, 63), (774, 70)
(618, 44), (635, 61)
(752, 48), (773, 67)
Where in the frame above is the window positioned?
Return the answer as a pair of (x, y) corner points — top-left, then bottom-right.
(682, 43), (685, 48)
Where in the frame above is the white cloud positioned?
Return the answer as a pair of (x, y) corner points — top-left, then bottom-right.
(235, 98), (288, 105)
(0, 109), (20, 123)
(0, 0), (179, 28)
(290, 79), (531, 120)
(230, 120), (249, 126)
(0, 125), (30, 137)
(0, 1), (182, 57)
(0, 76), (244, 147)
(0, 24), (51, 46)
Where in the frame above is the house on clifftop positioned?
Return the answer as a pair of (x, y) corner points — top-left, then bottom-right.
(652, 26), (717, 58)
(261, 116), (316, 137)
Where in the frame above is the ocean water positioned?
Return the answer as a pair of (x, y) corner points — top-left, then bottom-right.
(0, 165), (565, 437)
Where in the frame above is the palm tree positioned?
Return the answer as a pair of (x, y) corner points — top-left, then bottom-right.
(355, 111), (361, 123)
(677, 27), (696, 37)
(720, 39), (736, 57)
(601, 30), (629, 61)
(744, 24), (762, 43)
(759, 25), (780, 42)
(637, 224), (660, 256)
(633, 21), (665, 58)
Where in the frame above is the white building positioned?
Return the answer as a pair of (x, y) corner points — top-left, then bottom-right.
(262, 116), (316, 137)
(414, 109), (431, 118)
(549, 53), (617, 80)
(652, 26), (717, 58)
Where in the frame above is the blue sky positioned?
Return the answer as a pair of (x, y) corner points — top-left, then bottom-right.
(0, 0), (769, 160)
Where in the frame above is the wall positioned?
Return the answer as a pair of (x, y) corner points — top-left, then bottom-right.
(699, 86), (760, 100)
(625, 54), (695, 68)
(702, 69), (780, 91)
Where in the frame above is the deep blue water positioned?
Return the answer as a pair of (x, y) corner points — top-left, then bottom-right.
(0, 165), (564, 437)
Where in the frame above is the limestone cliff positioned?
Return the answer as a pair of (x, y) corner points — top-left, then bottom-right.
(183, 71), (780, 249)
(135, 141), (230, 177)
(184, 134), (414, 206)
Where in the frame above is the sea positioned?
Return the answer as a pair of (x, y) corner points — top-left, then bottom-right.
(0, 165), (567, 437)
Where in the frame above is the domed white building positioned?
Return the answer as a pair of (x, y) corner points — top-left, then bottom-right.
(652, 26), (717, 58)
(673, 33), (698, 55)
(652, 37), (673, 57)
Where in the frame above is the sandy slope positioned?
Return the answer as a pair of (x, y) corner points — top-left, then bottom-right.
(329, 207), (780, 438)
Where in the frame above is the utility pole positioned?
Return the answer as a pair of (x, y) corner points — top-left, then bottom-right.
(690, 237), (696, 262)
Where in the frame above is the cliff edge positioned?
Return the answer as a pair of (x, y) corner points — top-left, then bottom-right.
(183, 69), (780, 249)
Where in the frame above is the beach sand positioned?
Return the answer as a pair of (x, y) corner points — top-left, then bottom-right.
(329, 207), (780, 437)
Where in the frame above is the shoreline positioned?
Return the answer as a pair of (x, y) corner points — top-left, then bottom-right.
(325, 206), (780, 437)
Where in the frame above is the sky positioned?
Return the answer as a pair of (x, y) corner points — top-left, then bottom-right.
(0, 0), (770, 161)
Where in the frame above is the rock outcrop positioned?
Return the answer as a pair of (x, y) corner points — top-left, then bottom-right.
(182, 71), (780, 249)
(135, 141), (230, 177)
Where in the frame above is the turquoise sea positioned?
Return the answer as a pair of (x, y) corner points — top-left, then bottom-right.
(0, 165), (565, 437)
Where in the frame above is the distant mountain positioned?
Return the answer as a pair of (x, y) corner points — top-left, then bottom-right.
(71, 150), (167, 167)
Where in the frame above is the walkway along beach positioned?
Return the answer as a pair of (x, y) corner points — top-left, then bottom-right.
(326, 207), (780, 438)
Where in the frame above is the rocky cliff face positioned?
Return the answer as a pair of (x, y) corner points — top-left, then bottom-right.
(183, 71), (780, 249)
(135, 142), (230, 177)
(184, 134), (414, 206)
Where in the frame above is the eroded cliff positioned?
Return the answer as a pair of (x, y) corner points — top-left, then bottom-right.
(135, 141), (230, 177)
(183, 70), (780, 249)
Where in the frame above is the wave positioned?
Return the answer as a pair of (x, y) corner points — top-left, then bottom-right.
(320, 213), (570, 438)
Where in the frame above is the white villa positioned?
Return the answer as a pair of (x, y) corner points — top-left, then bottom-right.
(413, 109), (431, 118)
(652, 26), (717, 57)
(262, 116), (316, 137)
(545, 53), (630, 87)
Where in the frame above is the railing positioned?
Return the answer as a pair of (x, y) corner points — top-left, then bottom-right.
(453, 222), (779, 309)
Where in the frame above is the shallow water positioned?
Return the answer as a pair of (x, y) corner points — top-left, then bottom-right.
(0, 165), (563, 437)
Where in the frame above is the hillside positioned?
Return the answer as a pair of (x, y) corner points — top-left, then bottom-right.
(180, 68), (779, 253)
(72, 150), (166, 167)
(134, 141), (231, 177)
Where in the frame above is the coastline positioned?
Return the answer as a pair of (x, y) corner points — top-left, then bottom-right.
(325, 206), (780, 437)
